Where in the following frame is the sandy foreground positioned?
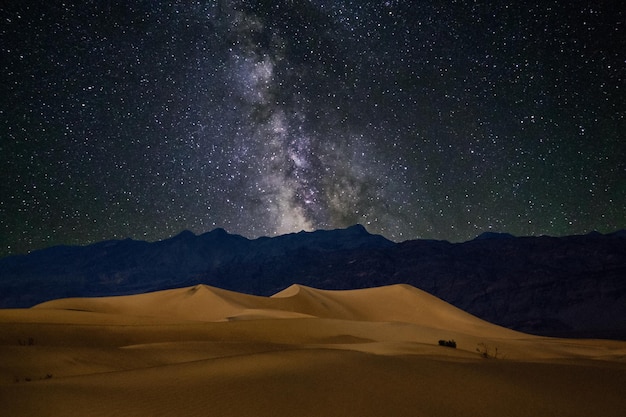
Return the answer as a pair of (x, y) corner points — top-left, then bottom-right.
(1, 284), (625, 417)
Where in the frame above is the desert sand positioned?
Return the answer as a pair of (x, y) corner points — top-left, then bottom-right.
(1, 283), (625, 417)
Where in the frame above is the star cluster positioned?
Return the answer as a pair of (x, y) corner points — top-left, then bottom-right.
(1, 0), (624, 257)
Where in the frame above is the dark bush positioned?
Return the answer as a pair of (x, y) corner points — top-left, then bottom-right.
(438, 339), (457, 348)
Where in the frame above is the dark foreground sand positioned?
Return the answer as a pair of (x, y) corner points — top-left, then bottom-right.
(1, 284), (625, 416)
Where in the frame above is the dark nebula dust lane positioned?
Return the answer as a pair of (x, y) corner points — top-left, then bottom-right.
(1, 1), (625, 256)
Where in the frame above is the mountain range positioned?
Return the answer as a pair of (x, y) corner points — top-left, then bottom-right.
(1, 224), (625, 339)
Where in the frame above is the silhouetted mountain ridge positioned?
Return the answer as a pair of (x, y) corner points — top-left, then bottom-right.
(473, 231), (516, 240)
(1, 225), (625, 339)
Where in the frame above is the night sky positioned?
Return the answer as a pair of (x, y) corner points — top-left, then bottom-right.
(1, 0), (625, 257)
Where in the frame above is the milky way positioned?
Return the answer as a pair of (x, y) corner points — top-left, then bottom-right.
(1, 1), (625, 257)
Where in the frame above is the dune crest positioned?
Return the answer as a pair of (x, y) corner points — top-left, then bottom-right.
(271, 283), (522, 338)
(34, 284), (264, 322)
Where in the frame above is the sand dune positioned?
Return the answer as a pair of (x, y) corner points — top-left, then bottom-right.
(32, 284), (299, 322)
(2, 284), (626, 416)
(33, 283), (523, 335)
(272, 283), (524, 337)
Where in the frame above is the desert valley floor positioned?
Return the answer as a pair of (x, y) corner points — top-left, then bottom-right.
(1, 284), (626, 417)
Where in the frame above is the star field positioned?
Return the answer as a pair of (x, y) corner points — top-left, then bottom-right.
(1, 0), (625, 257)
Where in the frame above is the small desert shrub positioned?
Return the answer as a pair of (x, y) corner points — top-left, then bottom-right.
(438, 339), (457, 348)
(18, 337), (34, 346)
(476, 342), (499, 359)
(14, 374), (52, 383)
